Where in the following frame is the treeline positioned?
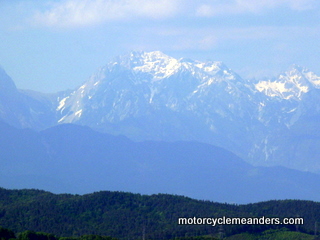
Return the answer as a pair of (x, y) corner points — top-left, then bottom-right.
(1, 225), (318, 240)
(1, 188), (320, 239)
(0, 226), (117, 240)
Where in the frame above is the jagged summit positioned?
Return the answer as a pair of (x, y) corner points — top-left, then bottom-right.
(0, 67), (18, 93)
(111, 50), (176, 70)
(107, 50), (233, 81)
(131, 51), (180, 79)
(255, 64), (320, 100)
(287, 64), (320, 87)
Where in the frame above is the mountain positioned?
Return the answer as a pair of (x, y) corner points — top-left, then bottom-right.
(256, 64), (320, 100)
(1, 122), (320, 203)
(0, 67), (33, 129)
(0, 67), (60, 130)
(53, 51), (320, 172)
(1, 52), (320, 172)
(250, 65), (320, 171)
(55, 51), (262, 164)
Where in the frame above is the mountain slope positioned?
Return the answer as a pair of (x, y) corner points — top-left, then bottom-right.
(1, 123), (320, 203)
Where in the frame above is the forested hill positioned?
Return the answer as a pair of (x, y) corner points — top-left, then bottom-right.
(1, 188), (320, 239)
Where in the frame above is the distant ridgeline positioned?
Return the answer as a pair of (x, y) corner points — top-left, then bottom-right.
(0, 188), (320, 240)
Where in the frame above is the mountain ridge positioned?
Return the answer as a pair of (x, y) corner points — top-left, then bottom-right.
(2, 122), (320, 203)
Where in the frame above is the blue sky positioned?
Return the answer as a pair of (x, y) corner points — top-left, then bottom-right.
(0, 0), (319, 93)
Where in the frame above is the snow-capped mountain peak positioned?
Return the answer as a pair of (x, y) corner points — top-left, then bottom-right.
(109, 50), (181, 79)
(131, 51), (181, 79)
(255, 65), (320, 100)
(289, 65), (320, 88)
(55, 51), (251, 125)
(110, 51), (237, 82)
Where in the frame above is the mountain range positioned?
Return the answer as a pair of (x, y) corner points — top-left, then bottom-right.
(2, 121), (320, 203)
(1, 51), (320, 173)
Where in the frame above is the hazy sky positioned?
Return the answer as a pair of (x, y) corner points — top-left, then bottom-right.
(0, 0), (319, 93)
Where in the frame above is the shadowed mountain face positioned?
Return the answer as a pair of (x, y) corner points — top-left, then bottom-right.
(0, 67), (32, 128)
(0, 67), (59, 130)
(1, 121), (320, 204)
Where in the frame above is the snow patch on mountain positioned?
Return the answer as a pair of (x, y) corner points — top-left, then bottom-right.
(57, 96), (69, 112)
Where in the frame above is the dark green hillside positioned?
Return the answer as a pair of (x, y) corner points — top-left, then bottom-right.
(225, 228), (315, 240)
(1, 188), (320, 239)
(1, 225), (317, 240)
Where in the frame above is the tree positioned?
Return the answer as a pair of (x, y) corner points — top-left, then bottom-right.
(0, 227), (15, 240)
(18, 231), (56, 240)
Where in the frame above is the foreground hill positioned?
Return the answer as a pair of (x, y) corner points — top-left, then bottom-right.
(0, 188), (319, 239)
(1, 122), (320, 203)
